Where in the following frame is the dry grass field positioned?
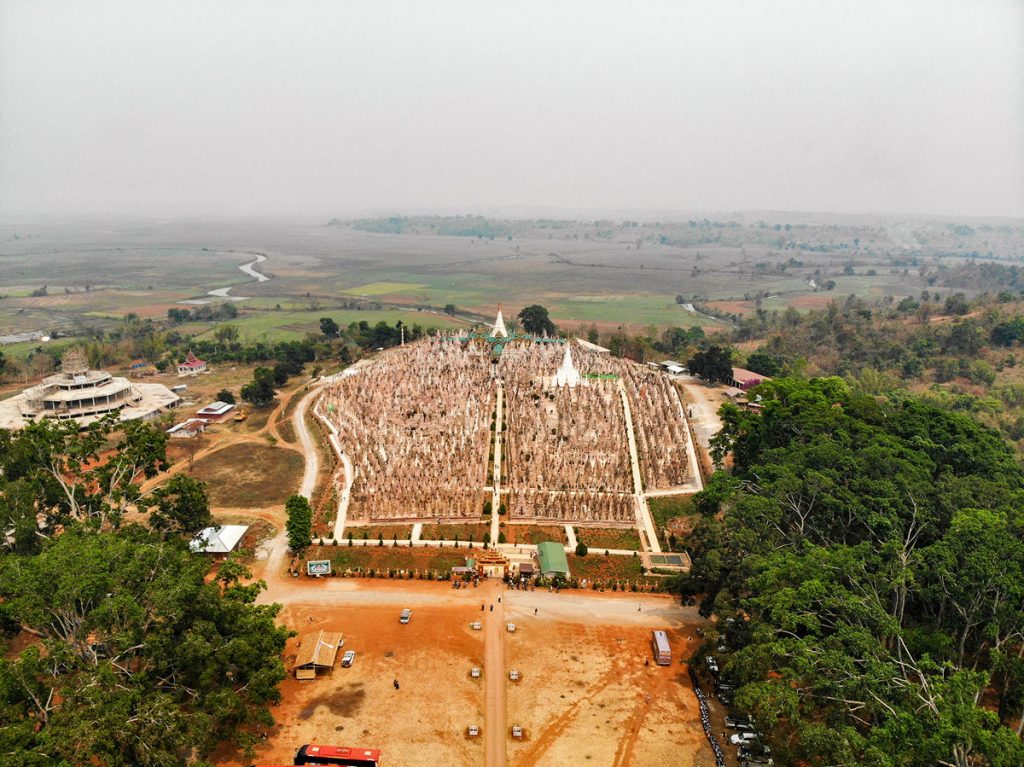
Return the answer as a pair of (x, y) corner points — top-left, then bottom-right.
(190, 443), (304, 507)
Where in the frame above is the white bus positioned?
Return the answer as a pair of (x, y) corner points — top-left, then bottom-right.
(651, 630), (671, 665)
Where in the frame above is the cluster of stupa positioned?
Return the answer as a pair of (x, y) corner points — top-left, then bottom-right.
(319, 338), (494, 521)
(320, 309), (690, 523)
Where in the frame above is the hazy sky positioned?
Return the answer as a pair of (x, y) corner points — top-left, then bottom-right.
(1, 0), (1021, 218)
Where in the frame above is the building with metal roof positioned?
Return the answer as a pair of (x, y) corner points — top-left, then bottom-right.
(536, 541), (570, 578)
(293, 630), (344, 679)
(189, 525), (249, 554)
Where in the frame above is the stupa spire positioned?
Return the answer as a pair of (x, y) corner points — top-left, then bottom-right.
(553, 342), (580, 388)
(493, 305), (508, 338)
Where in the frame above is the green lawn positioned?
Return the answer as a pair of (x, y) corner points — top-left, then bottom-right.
(648, 494), (694, 529)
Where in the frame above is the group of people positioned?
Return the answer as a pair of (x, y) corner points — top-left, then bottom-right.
(689, 665), (728, 767)
(321, 335), (691, 524)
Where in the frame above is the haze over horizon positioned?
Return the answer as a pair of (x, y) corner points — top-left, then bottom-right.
(1, 0), (1022, 220)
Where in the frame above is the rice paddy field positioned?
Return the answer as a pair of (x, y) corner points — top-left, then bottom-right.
(0, 215), (1016, 343)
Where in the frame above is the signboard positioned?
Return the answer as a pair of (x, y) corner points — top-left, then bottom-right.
(307, 560), (331, 576)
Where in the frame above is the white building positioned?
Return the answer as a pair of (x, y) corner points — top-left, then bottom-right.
(0, 349), (179, 430)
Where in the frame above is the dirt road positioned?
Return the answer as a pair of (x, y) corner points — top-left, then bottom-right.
(484, 583), (507, 767)
(294, 384), (323, 500)
(676, 375), (725, 449)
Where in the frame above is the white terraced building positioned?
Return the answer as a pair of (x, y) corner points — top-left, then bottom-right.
(0, 349), (180, 430)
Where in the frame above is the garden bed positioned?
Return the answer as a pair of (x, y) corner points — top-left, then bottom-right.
(345, 524), (414, 541)
(567, 552), (645, 582)
(506, 524), (566, 545)
(300, 544), (474, 576)
(419, 522), (490, 542)
(574, 526), (642, 551)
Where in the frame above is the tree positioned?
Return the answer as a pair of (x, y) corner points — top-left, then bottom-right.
(143, 474), (212, 534)
(575, 542), (588, 557)
(443, 304), (457, 316)
(517, 304), (556, 336)
(216, 388), (236, 404)
(944, 292), (970, 316)
(687, 345), (733, 383)
(0, 528), (288, 765)
(214, 323), (239, 343)
(167, 307), (191, 323)
(9, 413), (169, 529)
(285, 494), (312, 553)
(319, 317), (340, 338)
(745, 349), (784, 377)
(241, 367), (276, 407)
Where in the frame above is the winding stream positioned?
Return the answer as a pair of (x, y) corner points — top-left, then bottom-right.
(179, 252), (269, 304)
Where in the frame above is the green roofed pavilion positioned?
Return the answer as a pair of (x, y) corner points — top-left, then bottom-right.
(536, 541), (570, 578)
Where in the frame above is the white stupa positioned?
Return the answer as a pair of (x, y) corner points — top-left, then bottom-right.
(493, 306), (508, 338)
(553, 343), (581, 388)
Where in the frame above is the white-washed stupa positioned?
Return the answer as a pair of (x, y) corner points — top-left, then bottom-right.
(492, 306), (508, 338)
(552, 343), (581, 388)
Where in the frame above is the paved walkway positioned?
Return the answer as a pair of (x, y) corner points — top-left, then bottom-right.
(617, 381), (661, 554)
(490, 383), (504, 545)
(564, 524), (578, 549)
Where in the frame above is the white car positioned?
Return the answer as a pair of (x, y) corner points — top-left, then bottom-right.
(341, 650), (356, 667)
(471, 667), (481, 678)
(400, 608), (412, 624)
(468, 725), (479, 737)
(730, 732), (758, 745)
(706, 655), (719, 673)
(471, 621), (482, 630)
(506, 622), (516, 633)
(509, 669), (520, 681)
(511, 725), (524, 738)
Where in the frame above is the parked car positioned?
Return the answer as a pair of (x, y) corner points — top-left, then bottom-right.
(738, 744), (772, 760)
(705, 655), (719, 673)
(400, 608), (412, 624)
(470, 621), (482, 630)
(511, 726), (524, 739)
(470, 667), (481, 678)
(341, 650), (356, 667)
(468, 725), (479, 737)
(506, 622), (516, 632)
(509, 669), (520, 681)
(726, 716), (754, 730)
(730, 732), (758, 745)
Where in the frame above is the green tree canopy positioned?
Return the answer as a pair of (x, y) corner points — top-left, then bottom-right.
(687, 344), (733, 383)
(319, 317), (340, 338)
(682, 377), (1024, 766)
(517, 304), (556, 336)
(0, 528), (288, 765)
(240, 366), (276, 407)
(142, 473), (212, 535)
(285, 494), (312, 553)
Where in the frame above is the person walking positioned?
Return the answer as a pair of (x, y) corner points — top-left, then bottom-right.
(393, 679), (400, 690)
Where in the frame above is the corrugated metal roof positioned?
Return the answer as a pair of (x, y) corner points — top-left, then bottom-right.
(294, 631), (344, 670)
(536, 541), (569, 575)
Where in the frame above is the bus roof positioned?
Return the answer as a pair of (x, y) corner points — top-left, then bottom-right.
(301, 745), (382, 759)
